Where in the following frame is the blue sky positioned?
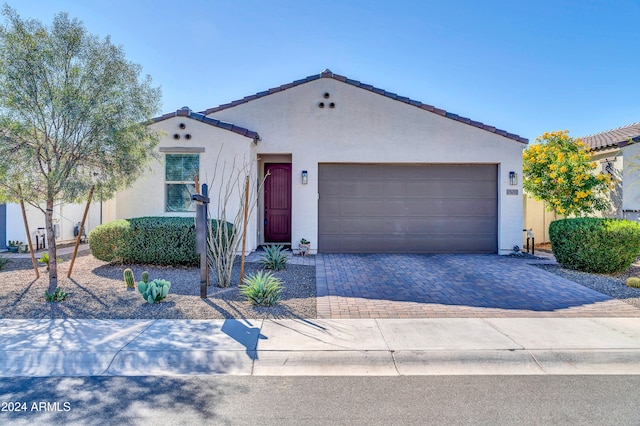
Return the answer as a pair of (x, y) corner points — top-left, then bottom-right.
(7, 0), (640, 142)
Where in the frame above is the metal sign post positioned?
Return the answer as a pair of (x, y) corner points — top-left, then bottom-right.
(192, 184), (210, 299)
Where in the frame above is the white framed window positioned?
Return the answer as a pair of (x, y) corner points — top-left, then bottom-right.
(165, 153), (199, 212)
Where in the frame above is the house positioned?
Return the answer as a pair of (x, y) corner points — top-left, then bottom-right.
(580, 122), (640, 221)
(1, 202), (102, 250)
(110, 69), (528, 255)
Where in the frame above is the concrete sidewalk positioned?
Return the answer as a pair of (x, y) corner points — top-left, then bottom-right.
(1, 318), (639, 377)
(2, 243), (89, 259)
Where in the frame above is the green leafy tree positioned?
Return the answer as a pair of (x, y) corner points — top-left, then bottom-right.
(0, 6), (161, 289)
(523, 130), (614, 217)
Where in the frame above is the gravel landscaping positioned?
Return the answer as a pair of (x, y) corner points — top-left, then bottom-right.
(0, 252), (316, 319)
(526, 244), (640, 310)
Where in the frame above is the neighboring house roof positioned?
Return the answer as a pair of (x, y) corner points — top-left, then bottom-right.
(581, 122), (640, 152)
(199, 69), (528, 144)
(152, 107), (260, 141)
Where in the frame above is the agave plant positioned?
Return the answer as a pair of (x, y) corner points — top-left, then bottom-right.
(259, 244), (288, 271)
(239, 270), (283, 306)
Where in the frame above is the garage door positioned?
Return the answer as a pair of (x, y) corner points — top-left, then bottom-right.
(318, 164), (497, 253)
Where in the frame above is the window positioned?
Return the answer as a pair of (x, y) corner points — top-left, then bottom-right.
(165, 154), (199, 212)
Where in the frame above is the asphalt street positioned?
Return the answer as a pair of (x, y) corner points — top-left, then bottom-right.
(1, 375), (639, 425)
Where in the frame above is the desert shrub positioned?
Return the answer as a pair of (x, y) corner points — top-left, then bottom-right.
(240, 270), (283, 306)
(89, 217), (229, 266)
(626, 277), (640, 288)
(88, 219), (132, 263)
(549, 218), (640, 273)
(259, 244), (288, 271)
(0, 253), (11, 270)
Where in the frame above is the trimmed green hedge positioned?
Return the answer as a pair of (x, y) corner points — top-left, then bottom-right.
(549, 217), (640, 274)
(88, 219), (132, 263)
(88, 217), (229, 266)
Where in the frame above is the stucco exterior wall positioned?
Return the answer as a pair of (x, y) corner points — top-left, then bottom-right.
(523, 195), (561, 244)
(209, 78), (525, 254)
(114, 116), (259, 253)
(5, 201), (101, 246)
(588, 147), (633, 220)
(622, 143), (640, 219)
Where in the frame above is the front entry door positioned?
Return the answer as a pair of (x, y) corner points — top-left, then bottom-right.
(264, 163), (292, 243)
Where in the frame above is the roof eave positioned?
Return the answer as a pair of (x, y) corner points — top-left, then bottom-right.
(199, 70), (528, 144)
(151, 108), (260, 143)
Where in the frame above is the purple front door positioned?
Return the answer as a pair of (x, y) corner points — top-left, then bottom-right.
(264, 163), (292, 243)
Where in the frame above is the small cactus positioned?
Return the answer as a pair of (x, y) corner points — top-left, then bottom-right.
(626, 277), (640, 288)
(137, 279), (171, 304)
(141, 271), (150, 283)
(123, 268), (135, 288)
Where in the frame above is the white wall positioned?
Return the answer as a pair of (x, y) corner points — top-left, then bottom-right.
(209, 77), (525, 254)
(5, 200), (101, 247)
(622, 143), (640, 218)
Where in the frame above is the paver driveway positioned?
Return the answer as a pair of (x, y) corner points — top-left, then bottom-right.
(315, 254), (640, 319)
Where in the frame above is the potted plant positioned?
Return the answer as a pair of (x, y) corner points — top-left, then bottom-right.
(7, 240), (22, 253)
(299, 238), (311, 256)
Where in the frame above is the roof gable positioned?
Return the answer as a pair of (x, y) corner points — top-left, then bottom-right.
(200, 69), (528, 144)
(581, 122), (640, 151)
(152, 107), (260, 141)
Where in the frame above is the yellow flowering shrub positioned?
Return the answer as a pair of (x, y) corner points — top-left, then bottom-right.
(523, 130), (614, 216)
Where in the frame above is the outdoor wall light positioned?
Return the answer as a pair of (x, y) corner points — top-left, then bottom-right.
(605, 162), (614, 175)
(301, 170), (308, 185)
(509, 171), (517, 185)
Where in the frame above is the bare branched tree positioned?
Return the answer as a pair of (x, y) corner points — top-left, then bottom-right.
(206, 150), (264, 288)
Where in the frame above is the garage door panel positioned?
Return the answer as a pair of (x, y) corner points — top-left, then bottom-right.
(337, 199), (362, 215)
(382, 181), (406, 195)
(409, 182), (493, 198)
(337, 218), (365, 234)
(318, 164), (497, 253)
(340, 181), (362, 197)
(403, 217), (496, 235)
(367, 218), (407, 234)
(321, 180), (344, 195)
(404, 199), (496, 216)
(361, 181), (385, 194)
(319, 198), (341, 216)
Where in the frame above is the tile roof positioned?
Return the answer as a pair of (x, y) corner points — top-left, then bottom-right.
(580, 122), (640, 151)
(152, 107), (260, 141)
(200, 69), (528, 144)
